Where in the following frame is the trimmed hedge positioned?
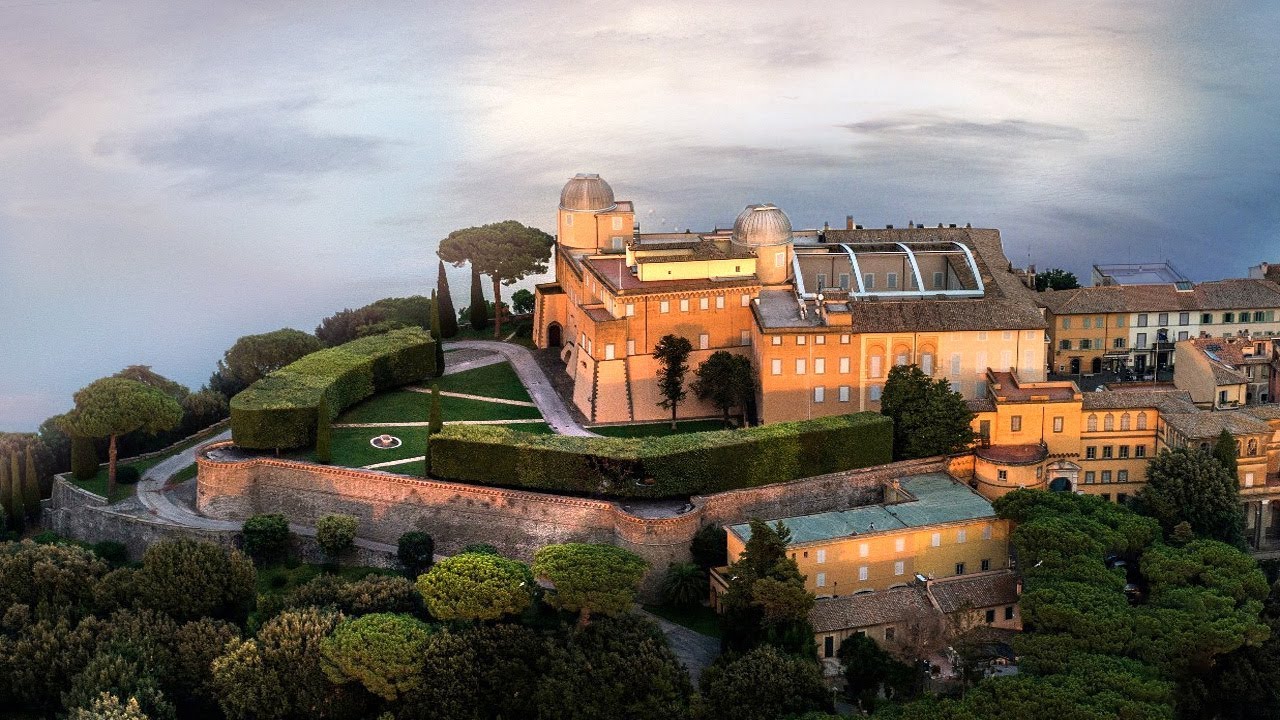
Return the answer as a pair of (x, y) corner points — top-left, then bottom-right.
(429, 412), (892, 499)
(231, 327), (434, 449)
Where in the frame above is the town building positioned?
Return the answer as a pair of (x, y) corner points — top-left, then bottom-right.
(1092, 261), (1191, 287)
(965, 369), (1280, 549)
(1174, 335), (1277, 407)
(717, 473), (1011, 599)
(534, 174), (1048, 425)
(809, 570), (1020, 661)
(1038, 280), (1280, 376)
(1248, 261), (1280, 285)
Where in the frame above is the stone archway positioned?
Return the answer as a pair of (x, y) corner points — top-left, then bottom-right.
(1049, 477), (1072, 492)
(1046, 459), (1081, 493)
(547, 322), (562, 347)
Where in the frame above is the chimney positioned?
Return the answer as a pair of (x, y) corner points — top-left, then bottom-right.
(846, 215), (854, 230)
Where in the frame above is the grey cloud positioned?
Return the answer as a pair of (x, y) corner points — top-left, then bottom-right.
(842, 114), (1086, 142)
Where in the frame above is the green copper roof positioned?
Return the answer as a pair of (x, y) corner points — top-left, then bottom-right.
(728, 472), (995, 545)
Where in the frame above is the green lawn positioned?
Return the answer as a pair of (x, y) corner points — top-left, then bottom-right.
(167, 463), (198, 486)
(643, 603), (723, 639)
(71, 421), (230, 501)
(590, 420), (731, 438)
(289, 422), (554, 471)
(433, 361), (531, 402)
(338, 389), (541, 424)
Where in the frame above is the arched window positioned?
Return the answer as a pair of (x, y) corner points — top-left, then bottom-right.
(1248, 439), (1258, 456)
(1087, 414), (1098, 432)
(1120, 413), (1131, 431)
(1137, 413), (1148, 430)
(1104, 414), (1115, 431)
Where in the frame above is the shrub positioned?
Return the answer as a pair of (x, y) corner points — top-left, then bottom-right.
(230, 327), (435, 450)
(690, 524), (727, 570)
(133, 540), (256, 623)
(242, 514), (291, 562)
(661, 562), (707, 607)
(0, 540), (109, 622)
(460, 543), (498, 556)
(316, 515), (359, 563)
(114, 466), (141, 485)
(263, 574), (420, 621)
(92, 541), (129, 566)
(430, 412), (893, 498)
(397, 532), (435, 579)
(71, 436), (98, 481)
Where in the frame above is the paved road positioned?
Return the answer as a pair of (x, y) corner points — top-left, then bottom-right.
(445, 340), (598, 436)
(639, 609), (721, 683)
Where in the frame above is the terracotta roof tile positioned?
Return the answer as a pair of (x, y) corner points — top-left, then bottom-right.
(810, 586), (933, 633)
(1038, 279), (1280, 315)
(929, 571), (1020, 614)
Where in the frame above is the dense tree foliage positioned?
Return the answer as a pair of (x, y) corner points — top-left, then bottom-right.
(396, 531), (435, 580)
(1034, 267), (1081, 291)
(415, 552), (533, 621)
(654, 334), (694, 429)
(1213, 428), (1239, 477)
(690, 523), (728, 571)
(316, 515), (359, 565)
(699, 645), (830, 720)
(466, 265), (488, 332)
(534, 543), (648, 626)
(132, 540), (256, 623)
(320, 613), (433, 701)
(209, 329), (324, 398)
(880, 364), (975, 459)
(692, 350), (756, 427)
(661, 562), (707, 607)
(720, 520), (814, 655)
(510, 288), (535, 315)
(59, 378), (183, 497)
(438, 220), (553, 338)
(435, 261), (458, 338)
(242, 514), (292, 563)
(1135, 448), (1245, 547)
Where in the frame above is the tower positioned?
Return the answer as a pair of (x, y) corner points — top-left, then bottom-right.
(557, 173), (633, 253)
(732, 203), (794, 286)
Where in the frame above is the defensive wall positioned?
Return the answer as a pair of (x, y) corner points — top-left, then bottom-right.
(196, 441), (948, 589)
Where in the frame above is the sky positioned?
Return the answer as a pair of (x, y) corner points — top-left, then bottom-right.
(1, 0), (1278, 431)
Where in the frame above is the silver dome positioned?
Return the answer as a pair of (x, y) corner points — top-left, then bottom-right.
(559, 173), (617, 212)
(731, 204), (793, 247)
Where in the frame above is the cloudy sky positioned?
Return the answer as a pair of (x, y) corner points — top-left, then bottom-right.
(1, 0), (1277, 431)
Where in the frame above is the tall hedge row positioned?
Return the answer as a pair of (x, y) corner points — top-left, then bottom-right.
(428, 412), (892, 498)
(231, 328), (435, 449)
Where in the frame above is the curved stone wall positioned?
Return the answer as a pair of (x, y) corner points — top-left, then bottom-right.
(196, 442), (947, 587)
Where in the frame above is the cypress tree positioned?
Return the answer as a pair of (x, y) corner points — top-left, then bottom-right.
(316, 398), (333, 465)
(437, 260), (458, 338)
(23, 448), (40, 518)
(1212, 428), (1238, 478)
(430, 290), (446, 378)
(6, 454), (22, 533)
(71, 435), (98, 480)
(469, 264), (488, 332)
(425, 384), (443, 477)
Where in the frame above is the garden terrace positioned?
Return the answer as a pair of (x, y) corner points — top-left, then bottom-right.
(428, 412), (893, 499)
(230, 328), (435, 450)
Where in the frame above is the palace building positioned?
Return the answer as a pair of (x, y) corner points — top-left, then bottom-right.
(533, 174), (1049, 425)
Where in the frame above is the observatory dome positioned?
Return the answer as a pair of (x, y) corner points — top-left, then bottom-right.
(731, 204), (793, 248)
(559, 173), (617, 212)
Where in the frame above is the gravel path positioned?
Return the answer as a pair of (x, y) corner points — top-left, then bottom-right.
(639, 609), (721, 683)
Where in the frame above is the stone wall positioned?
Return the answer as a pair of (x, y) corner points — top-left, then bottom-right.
(197, 443), (948, 591)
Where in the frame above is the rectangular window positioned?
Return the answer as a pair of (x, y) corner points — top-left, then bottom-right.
(895, 538), (905, 552)
(839, 386), (850, 402)
(931, 532), (941, 547)
(1118, 469), (1129, 483)
(814, 358), (826, 374)
(1011, 416), (1022, 432)
(816, 273), (826, 288)
(981, 559), (991, 571)
(1254, 311), (1265, 322)
(660, 300), (670, 313)
(1101, 470), (1112, 484)
(716, 295), (725, 309)
(814, 386), (825, 403)
(982, 525), (992, 540)
(824, 636), (834, 658)
(1225, 312), (1235, 323)
(1102, 446), (1113, 459)
(870, 356), (883, 378)
(1083, 317), (1092, 329)
(1202, 313), (1213, 324)
(1059, 339), (1071, 350)
(1086, 446), (1097, 459)
(1085, 471), (1096, 484)
(1117, 315), (1126, 327)
(985, 609), (996, 623)
(933, 271), (944, 288)
(815, 572), (825, 588)
(699, 297), (709, 311)
(1136, 445), (1146, 458)
(956, 529), (967, 544)
(1053, 416), (1064, 433)
(887, 272), (898, 289)
(885, 626), (895, 641)
(1246, 472), (1255, 488)
(740, 330), (751, 347)
(1137, 314), (1148, 327)
(997, 469), (1008, 480)
(870, 385), (883, 401)
(604, 344), (615, 360)
(1005, 606), (1015, 620)
(1119, 445), (1129, 458)
(816, 549), (826, 564)
(1158, 312), (1169, 326)
(627, 340), (635, 356)
(1114, 338), (1125, 348)
(1080, 339), (1091, 350)
(1062, 317), (1071, 329)
(771, 336), (781, 346)
(625, 303), (635, 316)
(894, 561), (905, 576)
(864, 273), (875, 289)
(679, 298), (689, 312)
(741, 294), (750, 307)
(1179, 312), (1189, 325)
(839, 357), (850, 373)
(839, 273), (850, 289)
(774, 251), (784, 268)
(815, 335), (825, 345)
(859, 542), (869, 557)
(858, 566), (868, 581)
(1136, 332), (1147, 349)
(795, 359), (806, 375)
(797, 335), (806, 345)
(951, 353), (962, 375)
(840, 334), (850, 344)
(771, 359), (782, 375)
(698, 333), (709, 350)
(956, 562), (966, 575)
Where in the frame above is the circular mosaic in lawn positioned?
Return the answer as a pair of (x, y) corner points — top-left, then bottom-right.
(370, 434), (403, 449)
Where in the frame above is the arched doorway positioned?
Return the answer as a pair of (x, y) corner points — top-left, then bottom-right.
(1046, 460), (1081, 493)
(1069, 358), (1081, 374)
(547, 322), (562, 347)
(1090, 357), (1102, 374)
(1049, 477), (1072, 492)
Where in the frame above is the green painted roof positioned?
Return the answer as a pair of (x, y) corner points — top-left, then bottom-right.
(728, 473), (995, 545)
